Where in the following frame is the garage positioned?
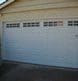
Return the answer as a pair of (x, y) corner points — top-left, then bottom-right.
(0, 0), (78, 68)
(2, 18), (78, 68)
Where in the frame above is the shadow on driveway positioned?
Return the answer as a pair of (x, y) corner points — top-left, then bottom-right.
(0, 63), (78, 81)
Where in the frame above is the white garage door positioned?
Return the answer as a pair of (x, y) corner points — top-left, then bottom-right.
(2, 19), (78, 68)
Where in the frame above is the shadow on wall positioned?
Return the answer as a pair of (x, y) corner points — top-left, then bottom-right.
(0, 38), (1, 63)
(0, 39), (1, 56)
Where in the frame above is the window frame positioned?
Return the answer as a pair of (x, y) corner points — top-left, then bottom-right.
(43, 21), (63, 27)
(68, 20), (78, 26)
(23, 22), (40, 27)
(6, 23), (20, 28)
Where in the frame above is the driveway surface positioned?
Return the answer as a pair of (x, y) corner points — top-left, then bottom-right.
(0, 63), (78, 81)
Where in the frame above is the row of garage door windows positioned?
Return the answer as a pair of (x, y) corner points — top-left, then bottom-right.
(6, 21), (78, 28)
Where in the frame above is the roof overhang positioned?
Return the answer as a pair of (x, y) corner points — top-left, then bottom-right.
(0, 0), (15, 10)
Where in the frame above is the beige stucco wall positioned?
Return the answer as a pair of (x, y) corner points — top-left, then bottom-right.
(1, 7), (78, 22)
(0, 0), (78, 13)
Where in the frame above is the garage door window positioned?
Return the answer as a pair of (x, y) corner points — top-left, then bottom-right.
(68, 21), (78, 26)
(23, 22), (40, 27)
(43, 21), (63, 27)
(6, 23), (20, 28)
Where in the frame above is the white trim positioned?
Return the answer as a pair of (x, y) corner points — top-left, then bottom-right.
(0, 0), (15, 9)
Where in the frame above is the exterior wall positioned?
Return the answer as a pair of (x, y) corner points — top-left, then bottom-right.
(1, 0), (78, 13)
(1, 7), (78, 21)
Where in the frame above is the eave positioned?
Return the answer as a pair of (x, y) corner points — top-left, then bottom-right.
(0, 0), (15, 10)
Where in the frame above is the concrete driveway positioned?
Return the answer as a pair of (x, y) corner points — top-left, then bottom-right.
(0, 62), (78, 81)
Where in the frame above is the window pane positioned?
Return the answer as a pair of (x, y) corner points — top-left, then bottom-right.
(6, 23), (20, 28)
(23, 22), (40, 27)
(68, 20), (78, 26)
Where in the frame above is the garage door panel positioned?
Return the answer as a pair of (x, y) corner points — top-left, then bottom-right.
(2, 19), (78, 68)
(47, 27), (78, 67)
